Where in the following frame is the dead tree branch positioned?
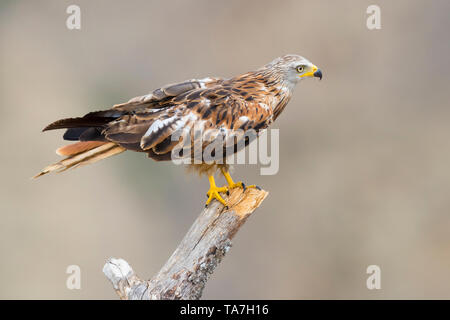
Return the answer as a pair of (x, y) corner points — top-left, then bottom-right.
(103, 187), (268, 300)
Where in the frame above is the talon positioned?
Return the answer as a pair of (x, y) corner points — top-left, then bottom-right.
(206, 170), (259, 208)
(220, 168), (257, 191)
(205, 175), (229, 207)
(255, 185), (262, 190)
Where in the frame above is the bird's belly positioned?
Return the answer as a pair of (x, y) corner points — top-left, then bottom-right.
(186, 163), (230, 176)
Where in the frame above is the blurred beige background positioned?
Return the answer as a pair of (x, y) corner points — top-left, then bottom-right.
(1, 0), (450, 299)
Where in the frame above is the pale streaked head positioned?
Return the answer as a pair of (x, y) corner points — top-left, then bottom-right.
(260, 54), (322, 88)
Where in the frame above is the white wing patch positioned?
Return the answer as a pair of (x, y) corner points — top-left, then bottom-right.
(144, 116), (177, 137)
(198, 77), (214, 88)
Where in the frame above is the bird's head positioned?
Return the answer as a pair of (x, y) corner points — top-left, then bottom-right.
(261, 54), (322, 89)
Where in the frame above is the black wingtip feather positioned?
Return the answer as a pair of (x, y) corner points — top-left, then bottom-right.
(42, 117), (85, 131)
(63, 128), (88, 141)
(42, 116), (116, 132)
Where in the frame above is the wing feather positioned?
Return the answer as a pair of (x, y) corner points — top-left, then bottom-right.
(103, 76), (275, 161)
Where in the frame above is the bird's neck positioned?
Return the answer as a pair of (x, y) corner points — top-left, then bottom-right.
(253, 70), (294, 121)
(235, 70), (294, 98)
(229, 71), (294, 121)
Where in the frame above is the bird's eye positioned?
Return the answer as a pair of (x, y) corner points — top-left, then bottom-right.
(296, 65), (304, 73)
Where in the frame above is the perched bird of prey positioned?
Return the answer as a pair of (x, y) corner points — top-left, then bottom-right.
(36, 54), (322, 207)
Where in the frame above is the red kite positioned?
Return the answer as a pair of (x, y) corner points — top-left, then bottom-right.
(36, 55), (322, 207)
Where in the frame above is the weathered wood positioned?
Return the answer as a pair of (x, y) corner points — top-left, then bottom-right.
(103, 187), (268, 300)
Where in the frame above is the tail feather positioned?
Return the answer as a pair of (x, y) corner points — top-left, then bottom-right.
(34, 142), (125, 178)
(56, 141), (106, 156)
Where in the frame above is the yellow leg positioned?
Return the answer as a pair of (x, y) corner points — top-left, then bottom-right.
(220, 168), (257, 190)
(205, 175), (228, 207)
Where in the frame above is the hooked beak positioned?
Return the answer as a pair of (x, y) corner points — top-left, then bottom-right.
(299, 64), (322, 80)
(313, 68), (322, 80)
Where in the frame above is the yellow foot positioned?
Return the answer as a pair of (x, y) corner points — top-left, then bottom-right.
(228, 180), (258, 190)
(205, 171), (262, 208)
(220, 168), (260, 191)
(205, 175), (229, 207)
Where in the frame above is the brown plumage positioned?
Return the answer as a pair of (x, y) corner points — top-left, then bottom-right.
(36, 54), (322, 206)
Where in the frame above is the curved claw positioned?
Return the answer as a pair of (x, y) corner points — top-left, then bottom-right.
(220, 169), (259, 192)
(229, 181), (244, 189)
(230, 181), (258, 191)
